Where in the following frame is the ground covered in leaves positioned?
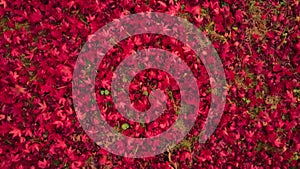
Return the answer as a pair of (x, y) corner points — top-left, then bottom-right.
(0, 0), (299, 168)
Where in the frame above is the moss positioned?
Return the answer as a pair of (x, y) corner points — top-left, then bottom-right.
(248, 106), (265, 119)
(0, 16), (10, 33)
(15, 22), (30, 31)
(52, 159), (61, 167)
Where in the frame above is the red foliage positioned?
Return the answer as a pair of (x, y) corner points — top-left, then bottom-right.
(0, 0), (299, 168)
